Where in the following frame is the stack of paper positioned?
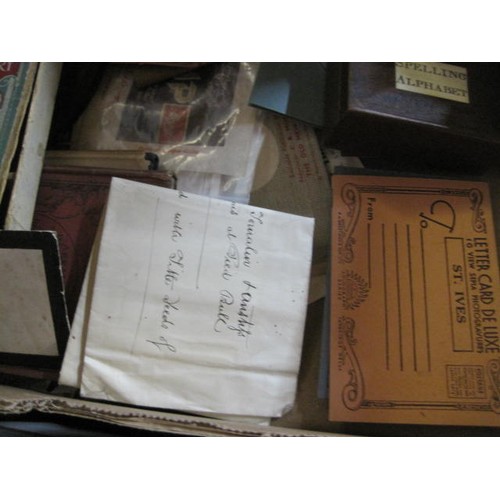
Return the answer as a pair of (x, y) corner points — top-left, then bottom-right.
(60, 178), (314, 418)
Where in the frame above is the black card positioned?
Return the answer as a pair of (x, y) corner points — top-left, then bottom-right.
(0, 230), (70, 375)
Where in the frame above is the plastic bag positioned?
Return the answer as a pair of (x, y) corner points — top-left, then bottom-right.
(71, 63), (265, 203)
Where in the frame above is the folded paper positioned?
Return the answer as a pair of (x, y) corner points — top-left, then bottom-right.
(71, 178), (313, 417)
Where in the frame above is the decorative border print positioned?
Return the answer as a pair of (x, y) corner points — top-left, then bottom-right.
(329, 173), (500, 426)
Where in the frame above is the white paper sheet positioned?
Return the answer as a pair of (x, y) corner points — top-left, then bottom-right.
(78, 178), (314, 417)
(60, 245), (272, 425)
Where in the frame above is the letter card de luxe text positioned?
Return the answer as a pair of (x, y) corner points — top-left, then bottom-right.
(329, 173), (500, 426)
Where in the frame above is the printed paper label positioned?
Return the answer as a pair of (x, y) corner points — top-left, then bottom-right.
(329, 174), (500, 426)
(395, 62), (469, 103)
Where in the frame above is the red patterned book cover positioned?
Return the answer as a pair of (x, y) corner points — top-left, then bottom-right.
(32, 167), (174, 321)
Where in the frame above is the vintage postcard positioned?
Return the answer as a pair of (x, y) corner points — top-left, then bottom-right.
(329, 172), (500, 426)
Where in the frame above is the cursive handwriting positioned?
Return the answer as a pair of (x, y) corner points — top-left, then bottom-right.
(171, 212), (183, 242)
(228, 280), (257, 338)
(222, 226), (240, 280)
(230, 202), (239, 215)
(214, 289), (234, 333)
(243, 211), (264, 269)
(146, 335), (177, 353)
(160, 294), (180, 331)
(164, 250), (184, 289)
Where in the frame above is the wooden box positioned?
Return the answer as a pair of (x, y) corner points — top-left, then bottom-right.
(323, 62), (500, 173)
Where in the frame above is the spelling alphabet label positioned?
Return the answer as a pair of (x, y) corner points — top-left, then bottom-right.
(395, 62), (469, 103)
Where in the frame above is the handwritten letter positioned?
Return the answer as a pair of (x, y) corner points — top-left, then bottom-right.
(79, 178), (314, 417)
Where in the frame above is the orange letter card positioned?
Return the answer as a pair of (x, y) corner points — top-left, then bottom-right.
(329, 173), (500, 426)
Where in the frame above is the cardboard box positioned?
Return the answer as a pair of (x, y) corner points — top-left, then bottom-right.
(2, 63), (500, 436)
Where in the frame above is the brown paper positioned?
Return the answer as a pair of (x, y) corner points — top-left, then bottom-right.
(329, 173), (500, 426)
